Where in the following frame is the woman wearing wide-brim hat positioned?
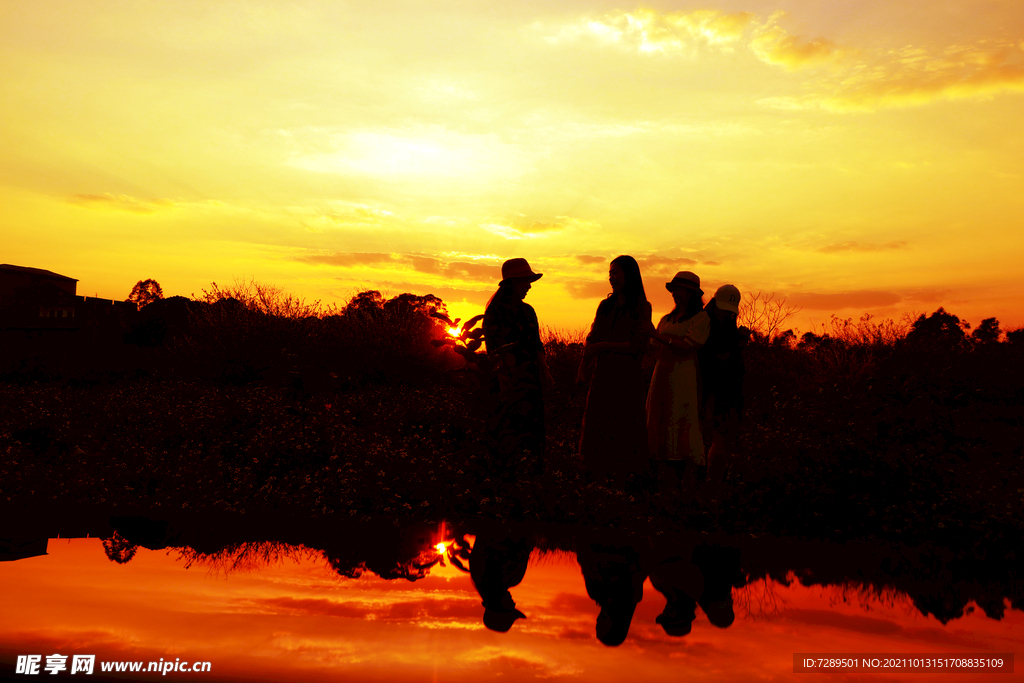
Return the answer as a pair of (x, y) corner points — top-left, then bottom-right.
(643, 271), (710, 496)
(482, 258), (553, 477)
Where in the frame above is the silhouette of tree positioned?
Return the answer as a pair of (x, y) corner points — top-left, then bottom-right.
(772, 329), (796, 348)
(383, 292), (448, 320)
(128, 279), (164, 309)
(905, 307), (969, 348)
(972, 317), (1001, 345)
(738, 291), (800, 343)
(343, 290), (386, 318)
(1007, 328), (1024, 345)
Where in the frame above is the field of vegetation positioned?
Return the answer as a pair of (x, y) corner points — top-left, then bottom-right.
(1, 281), (1022, 556)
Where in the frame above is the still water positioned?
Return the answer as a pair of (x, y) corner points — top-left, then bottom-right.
(1, 517), (1020, 682)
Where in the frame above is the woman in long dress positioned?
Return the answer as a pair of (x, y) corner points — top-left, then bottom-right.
(645, 271), (710, 493)
(576, 255), (652, 485)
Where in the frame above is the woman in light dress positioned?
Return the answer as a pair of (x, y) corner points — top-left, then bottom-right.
(644, 271), (710, 493)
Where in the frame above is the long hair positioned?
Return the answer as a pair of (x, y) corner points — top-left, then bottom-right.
(485, 281), (515, 314)
(668, 288), (704, 322)
(603, 255), (648, 317)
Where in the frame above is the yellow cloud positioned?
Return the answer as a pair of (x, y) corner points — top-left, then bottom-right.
(481, 215), (598, 240)
(66, 193), (176, 214)
(750, 25), (848, 71)
(543, 8), (754, 56)
(818, 241), (908, 254)
(822, 40), (1024, 110)
(547, 8), (1024, 110)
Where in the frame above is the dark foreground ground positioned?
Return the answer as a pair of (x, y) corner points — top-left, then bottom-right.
(1, 329), (1022, 560)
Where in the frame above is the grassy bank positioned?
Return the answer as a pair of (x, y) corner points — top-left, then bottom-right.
(1, 289), (1022, 549)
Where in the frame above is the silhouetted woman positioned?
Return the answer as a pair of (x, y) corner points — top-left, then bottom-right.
(483, 258), (553, 477)
(644, 271), (709, 494)
(699, 285), (745, 487)
(576, 255), (652, 485)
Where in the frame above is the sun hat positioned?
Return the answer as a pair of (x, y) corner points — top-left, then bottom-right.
(713, 284), (741, 314)
(665, 271), (703, 295)
(500, 258), (542, 284)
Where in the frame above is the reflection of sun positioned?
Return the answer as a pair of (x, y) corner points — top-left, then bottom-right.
(435, 542), (447, 554)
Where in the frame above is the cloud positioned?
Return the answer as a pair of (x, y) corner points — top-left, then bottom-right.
(547, 9), (1024, 109)
(482, 216), (598, 240)
(518, 220), (566, 234)
(446, 261), (500, 281)
(786, 608), (902, 636)
(788, 290), (901, 310)
(315, 205), (394, 228)
(818, 241), (908, 253)
(66, 193), (176, 214)
(563, 279), (611, 300)
(750, 18), (849, 71)
(257, 597), (373, 619)
(904, 288), (947, 303)
(298, 252), (499, 283)
(821, 40), (1024, 110)
(256, 596), (480, 623)
(543, 9), (754, 56)
(299, 252), (396, 266)
(288, 125), (525, 184)
(575, 255), (606, 265)
(635, 255), (698, 276)
(372, 281), (492, 307)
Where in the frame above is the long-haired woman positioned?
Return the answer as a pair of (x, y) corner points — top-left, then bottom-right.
(576, 255), (653, 485)
(482, 258), (553, 477)
(644, 271), (710, 495)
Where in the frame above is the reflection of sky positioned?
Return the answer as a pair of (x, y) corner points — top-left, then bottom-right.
(1, 539), (1020, 682)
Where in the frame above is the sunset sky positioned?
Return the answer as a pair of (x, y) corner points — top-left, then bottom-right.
(2, 0), (1022, 332)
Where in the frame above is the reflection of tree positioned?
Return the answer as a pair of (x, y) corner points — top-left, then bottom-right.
(323, 523), (439, 581)
(102, 531), (138, 564)
(178, 541), (316, 573)
(733, 578), (782, 620)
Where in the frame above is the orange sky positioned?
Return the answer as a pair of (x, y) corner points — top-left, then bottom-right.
(2, 1), (1023, 333)
(0, 539), (1020, 682)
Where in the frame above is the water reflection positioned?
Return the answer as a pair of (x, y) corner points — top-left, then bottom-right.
(1, 510), (1021, 681)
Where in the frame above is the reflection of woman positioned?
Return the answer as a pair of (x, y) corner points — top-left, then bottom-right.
(576, 255), (652, 484)
(576, 538), (647, 647)
(644, 271), (710, 491)
(468, 533), (533, 633)
(483, 258), (553, 476)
